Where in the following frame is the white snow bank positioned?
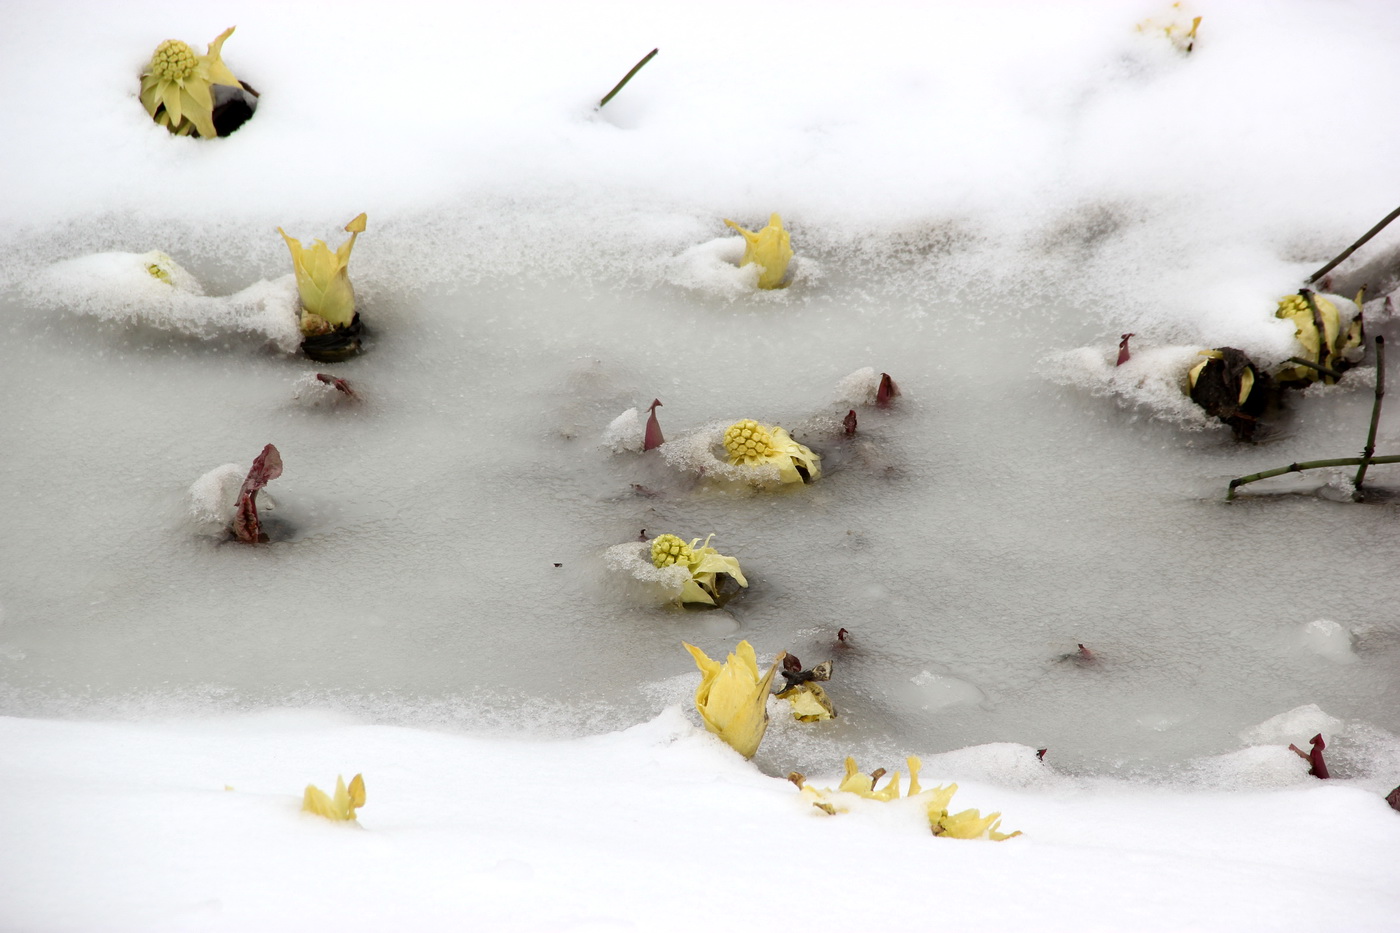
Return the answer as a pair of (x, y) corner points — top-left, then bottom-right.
(2, 711), (1398, 932)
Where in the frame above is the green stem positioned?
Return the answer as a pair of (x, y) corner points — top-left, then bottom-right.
(1307, 204), (1400, 285)
(598, 48), (659, 109)
(1285, 357), (1346, 380)
(1227, 454), (1400, 500)
(1353, 336), (1386, 499)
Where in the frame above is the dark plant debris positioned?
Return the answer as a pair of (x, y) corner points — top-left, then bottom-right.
(1188, 347), (1272, 440)
(1116, 333), (1134, 366)
(843, 409), (857, 436)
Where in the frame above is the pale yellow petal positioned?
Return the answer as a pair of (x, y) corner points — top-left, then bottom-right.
(204, 27), (242, 87)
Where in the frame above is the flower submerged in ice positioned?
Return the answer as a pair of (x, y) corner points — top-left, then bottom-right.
(1274, 290), (1363, 387)
(139, 27), (243, 138)
(279, 214), (368, 336)
(650, 534), (748, 606)
(723, 419), (821, 484)
(683, 640), (784, 759)
(723, 214), (794, 289)
(796, 756), (1020, 840)
(301, 773), (365, 822)
(1187, 347), (1271, 440)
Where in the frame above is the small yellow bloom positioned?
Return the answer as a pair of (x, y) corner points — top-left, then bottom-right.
(279, 213), (368, 334)
(650, 533), (748, 606)
(1136, 3), (1202, 53)
(301, 773), (365, 822)
(722, 419), (821, 485)
(1274, 291), (1362, 386)
(928, 787), (1021, 841)
(139, 27), (243, 138)
(683, 640), (783, 759)
(723, 214), (794, 289)
(798, 756), (1021, 840)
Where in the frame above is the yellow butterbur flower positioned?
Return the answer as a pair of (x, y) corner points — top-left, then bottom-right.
(650, 533), (748, 606)
(1137, 3), (1201, 53)
(279, 214), (368, 335)
(724, 213), (794, 289)
(301, 773), (365, 822)
(683, 640), (783, 759)
(800, 756), (922, 811)
(798, 757), (1021, 840)
(928, 787), (1021, 841)
(139, 27), (242, 138)
(1274, 291), (1361, 386)
(722, 419), (821, 485)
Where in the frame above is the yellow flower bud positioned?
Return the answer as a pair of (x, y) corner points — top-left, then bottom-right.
(723, 213), (794, 289)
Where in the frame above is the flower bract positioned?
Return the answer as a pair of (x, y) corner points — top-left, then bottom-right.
(778, 682), (837, 722)
(683, 640), (783, 759)
(139, 27), (243, 138)
(928, 786), (1021, 841)
(650, 533), (747, 606)
(723, 213), (793, 289)
(722, 419), (821, 484)
(301, 773), (365, 822)
(279, 213), (368, 334)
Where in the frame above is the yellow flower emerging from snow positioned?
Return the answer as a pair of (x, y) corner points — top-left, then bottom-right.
(1274, 290), (1362, 386)
(798, 756), (1021, 840)
(723, 419), (821, 484)
(279, 214), (368, 335)
(1137, 3), (1201, 53)
(724, 214), (794, 289)
(301, 773), (365, 822)
(683, 640), (783, 759)
(139, 27), (243, 138)
(650, 534), (748, 606)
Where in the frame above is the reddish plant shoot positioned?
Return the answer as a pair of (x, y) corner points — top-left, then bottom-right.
(843, 409), (857, 435)
(876, 373), (899, 408)
(1077, 643), (1096, 662)
(1288, 733), (1330, 779)
(231, 444), (283, 544)
(1117, 333), (1134, 366)
(1386, 786), (1400, 812)
(1036, 748), (1048, 761)
(315, 373), (357, 398)
(643, 399), (664, 451)
(836, 627), (850, 642)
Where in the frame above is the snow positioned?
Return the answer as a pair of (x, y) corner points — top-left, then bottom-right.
(5, 710), (1400, 932)
(4, 0), (1400, 928)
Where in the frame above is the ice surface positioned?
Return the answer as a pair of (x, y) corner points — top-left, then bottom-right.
(5, 2), (1400, 926)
